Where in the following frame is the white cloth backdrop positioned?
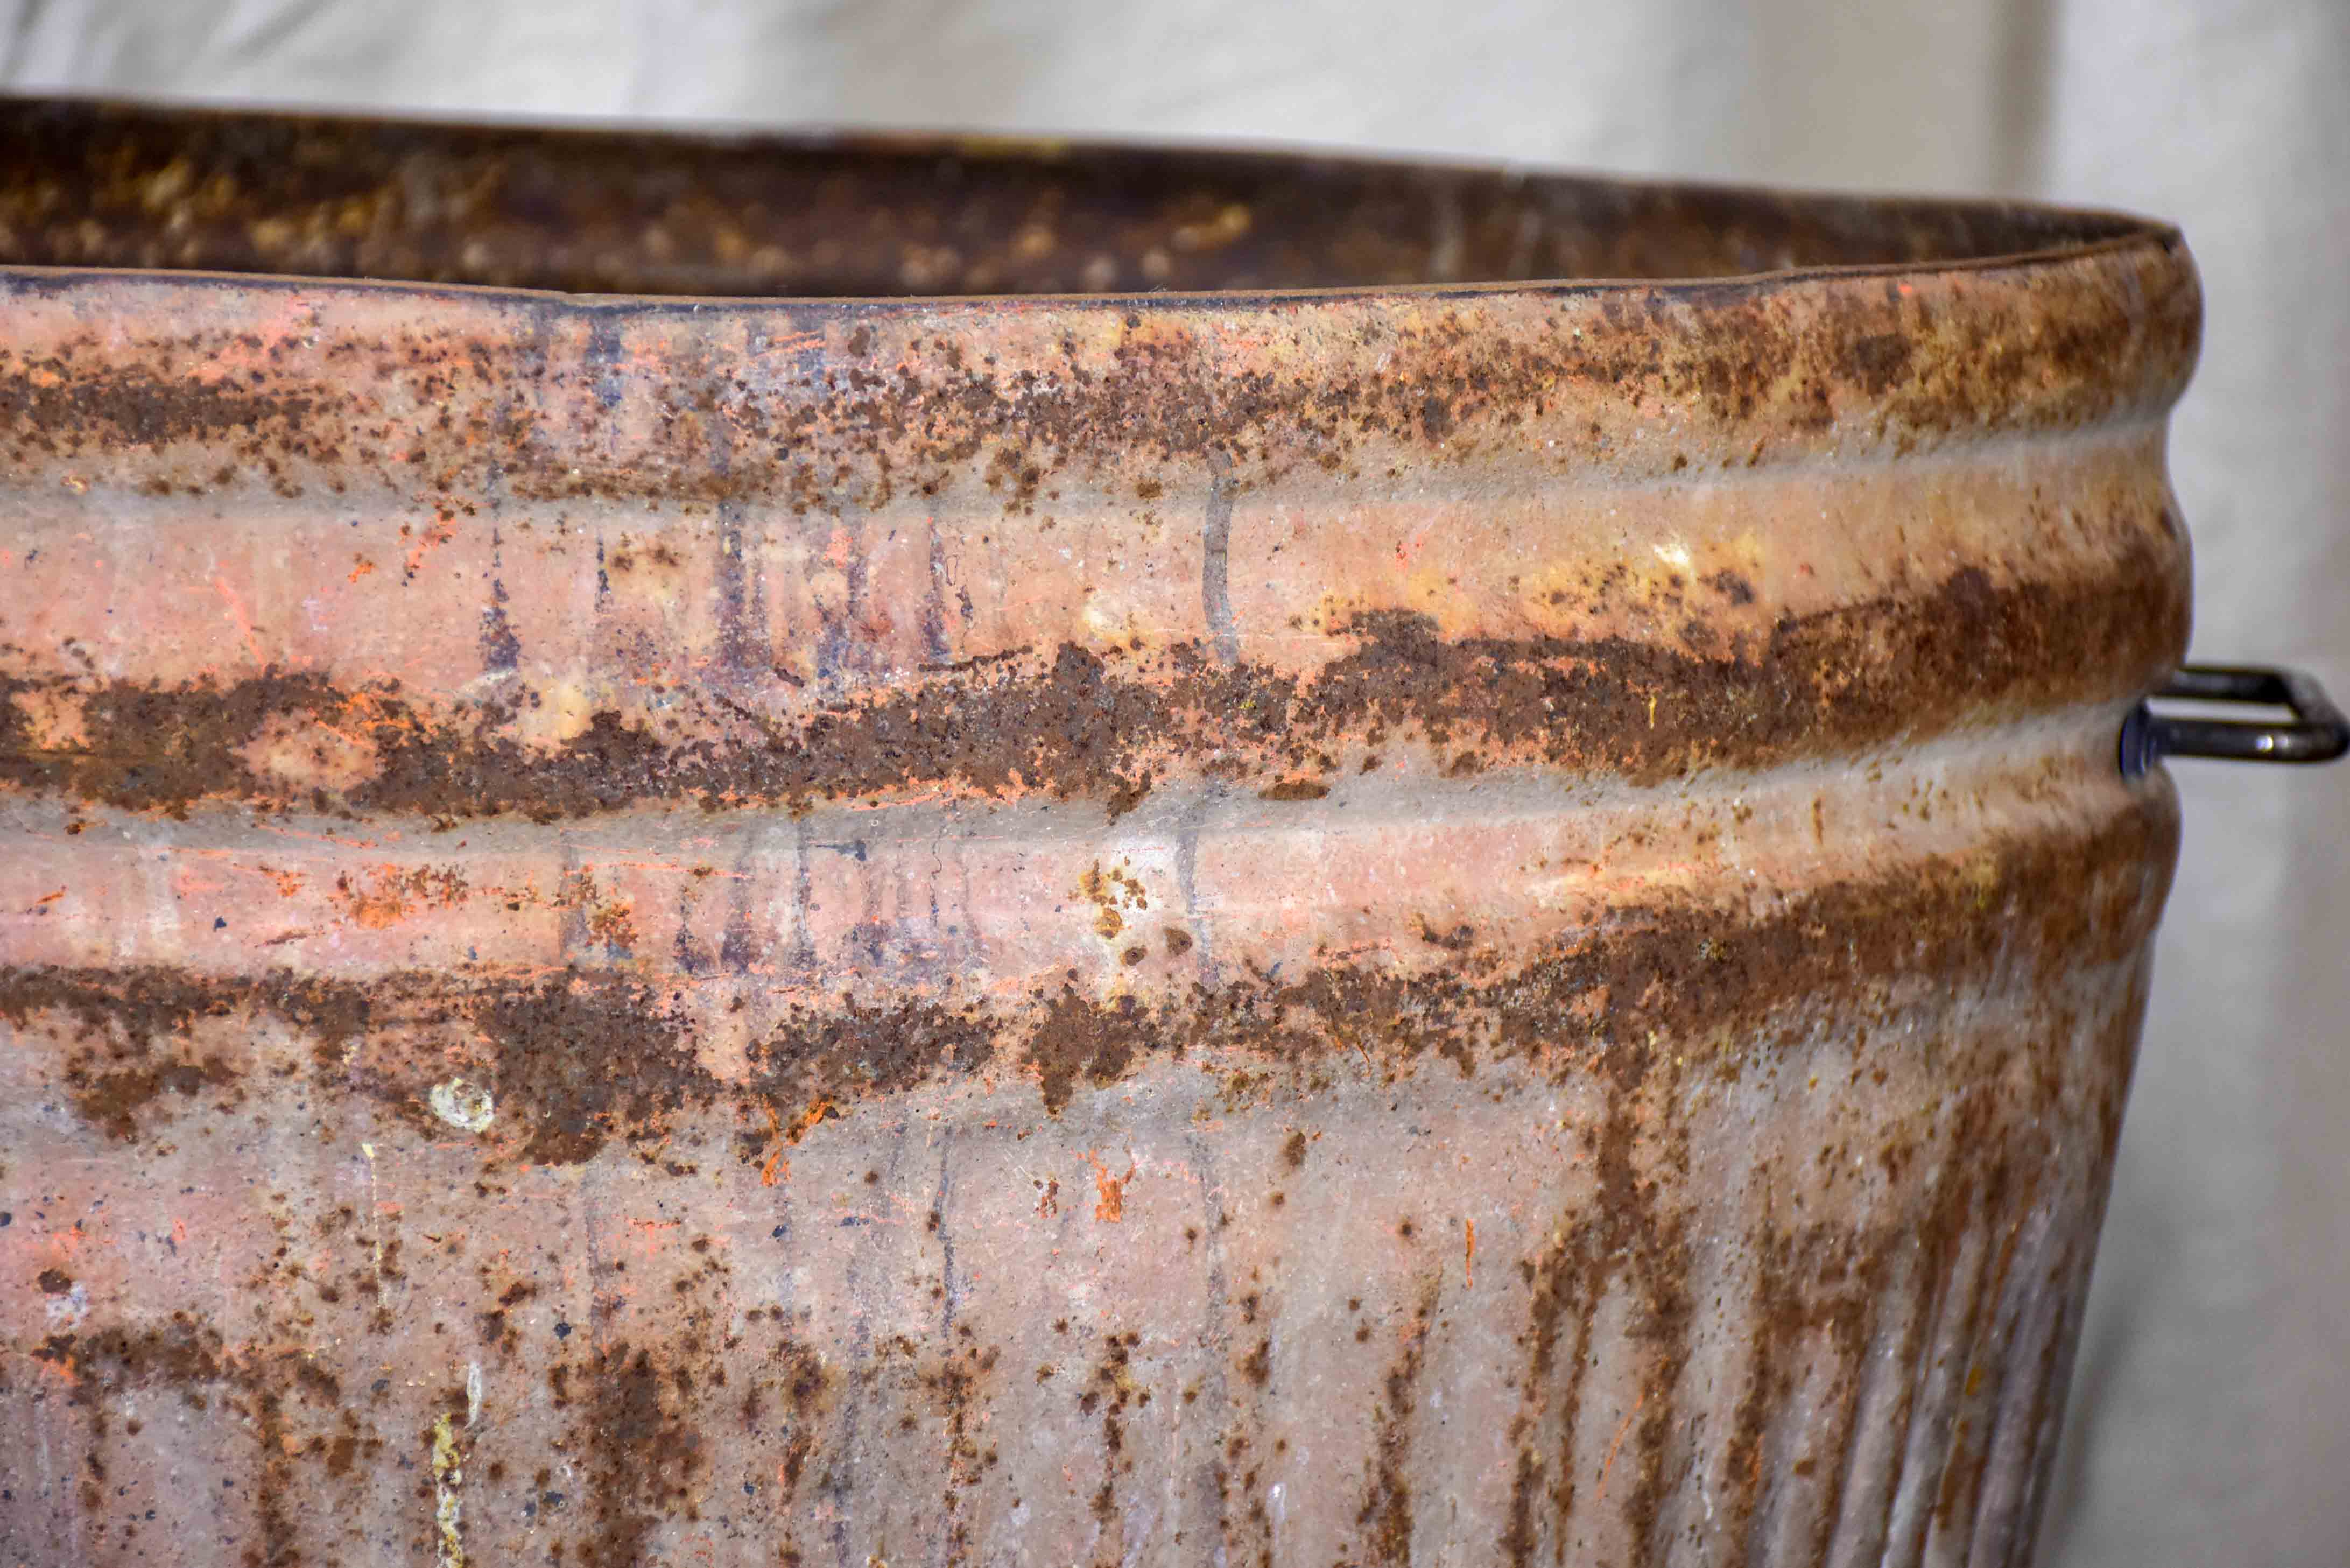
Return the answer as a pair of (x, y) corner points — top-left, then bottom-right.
(4, 1), (2345, 1560)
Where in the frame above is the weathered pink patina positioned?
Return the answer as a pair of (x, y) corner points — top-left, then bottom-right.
(1, 99), (2202, 1564)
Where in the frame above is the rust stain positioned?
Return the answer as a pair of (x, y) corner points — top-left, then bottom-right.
(333, 863), (468, 929)
(1076, 861), (1149, 939)
(0, 797), (2172, 1152)
(0, 554), (2185, 821)
(1355, 1283), (1441, 1564)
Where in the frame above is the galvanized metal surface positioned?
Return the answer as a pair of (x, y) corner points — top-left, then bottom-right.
(0, 100), (2196, 1565)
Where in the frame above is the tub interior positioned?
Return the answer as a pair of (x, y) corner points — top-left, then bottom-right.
(0, 97), (2155, 299)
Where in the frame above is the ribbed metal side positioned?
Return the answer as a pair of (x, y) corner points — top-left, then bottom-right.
(0, 739), (2174, 1565)
(0, 105), (2197, 1567)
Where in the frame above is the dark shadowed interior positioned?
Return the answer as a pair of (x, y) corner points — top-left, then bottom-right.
(0, 96), (2159, 298)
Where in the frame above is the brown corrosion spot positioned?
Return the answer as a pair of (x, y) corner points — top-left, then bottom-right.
(33, 1318), (227, 1396)
(1077, 861), (1149, 938)
(576, 1341), (707, 1564)
(0, 966), (349, 1138)
(474, 973), (702, 1166)
(1026, 987), (1139, 1116)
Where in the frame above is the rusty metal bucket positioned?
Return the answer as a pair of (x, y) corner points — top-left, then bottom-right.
(3, 99), (2341, 1566)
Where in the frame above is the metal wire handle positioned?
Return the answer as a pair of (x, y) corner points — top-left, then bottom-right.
(2120, 664), (2350, 775)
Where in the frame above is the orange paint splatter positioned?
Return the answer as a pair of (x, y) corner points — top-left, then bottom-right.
(760, 1104), (788, 1187)
(212, 574), (266, 665)
(403, 516), (458, 579)
(757, 1096), (836, 1189)
(1594, 1388), (1649, 1505)
(624, 1217), (683, 1260)
(1465, 1218), (1475, 1289)
(1087, 1152), (1136, 1222)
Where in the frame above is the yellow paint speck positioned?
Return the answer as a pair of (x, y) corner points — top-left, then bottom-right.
(431, 1412), (466, 1568)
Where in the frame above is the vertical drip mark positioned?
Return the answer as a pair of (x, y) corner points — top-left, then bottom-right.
(1871, 1243), (1957, 1565)
(950, 821), (986, 965)
(1715, 1208), (1879, 1559)
(1502, 1042), (1694, 1564)
(671, 887), (712, 977)
(584, 314), (627, 414)
(479, 526), (520, 676)
(815, 541), (869, 693)
(580, 1170), (616, 1396)
(933, 1130), (959, 1337)
(1624, 1073), (1697, 1557)
(714, 498), (769, 679)
(556, 836), (588, 962)
(822, 1121), (913, 1568)
(1173, 786), (1219, 986)
(1181, 1130), (1235, 1554)
(1507, 1249), (1566, 1560)
(719, 833), (761, 976)
(477, 310), (535, 509)
(849, 832), (886, 968)
(926, 829), (947, 967)
(1201, 449), (1239, 666)
(921, 522), (955, 666)
(702, 335), (769, 684)
(935, 1123), (979, 1568)
(1356, 1279), (1440, 1563)
(790, 818), (818, 972)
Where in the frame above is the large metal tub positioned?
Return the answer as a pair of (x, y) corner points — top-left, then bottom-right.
(0, 99), (2334, 1565)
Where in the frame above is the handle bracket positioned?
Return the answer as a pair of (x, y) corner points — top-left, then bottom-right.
(2120, 664), (2350, 775)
